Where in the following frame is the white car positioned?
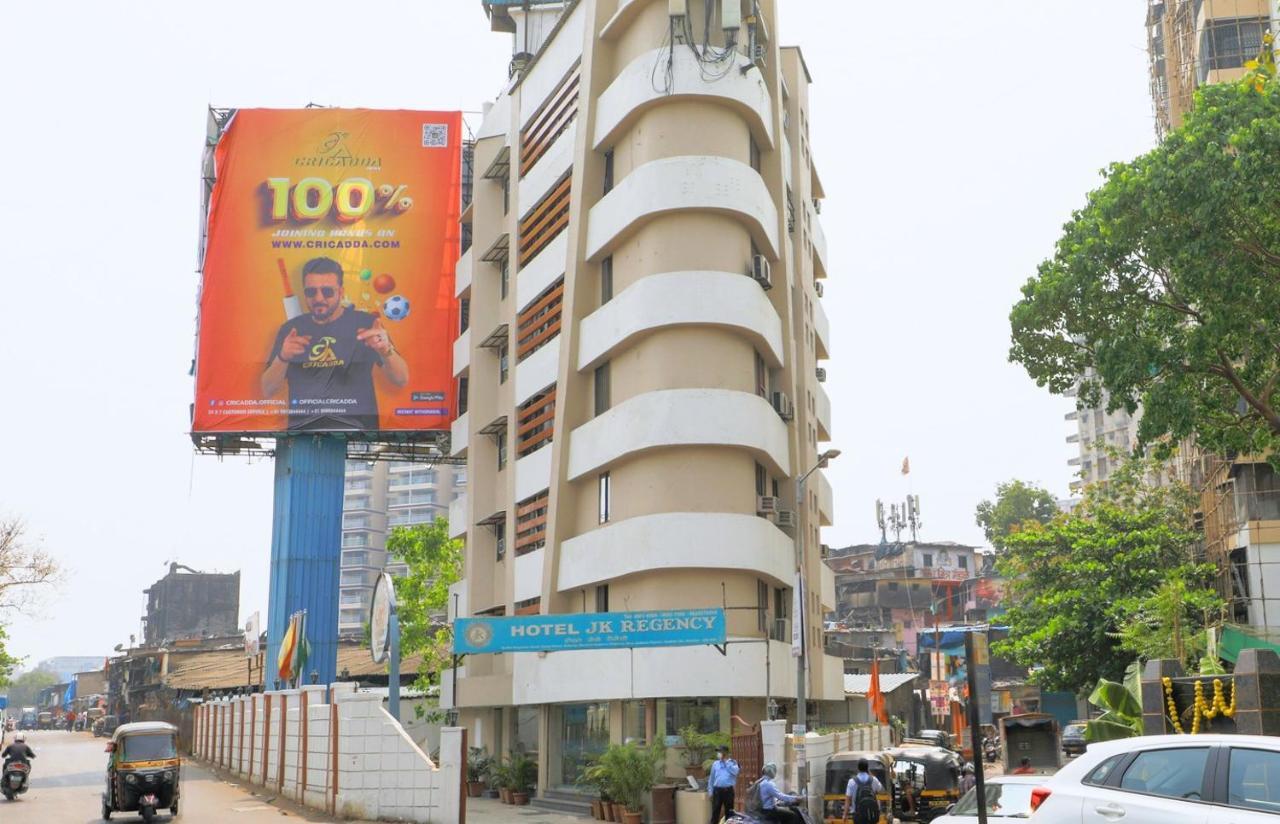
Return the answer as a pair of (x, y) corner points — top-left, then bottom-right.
(1029, 733), (1280, 822)
(932, 775), (1042, 822)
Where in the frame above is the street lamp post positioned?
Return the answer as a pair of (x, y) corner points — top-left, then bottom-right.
(793, 447), (840, 792)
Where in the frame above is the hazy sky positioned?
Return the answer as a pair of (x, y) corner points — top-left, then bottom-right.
(0, 1), (1155, 666)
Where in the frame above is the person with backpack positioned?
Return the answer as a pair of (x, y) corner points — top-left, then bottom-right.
(844, 759), (883, 824)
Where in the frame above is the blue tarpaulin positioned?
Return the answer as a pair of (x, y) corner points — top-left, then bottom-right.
(62, 680), (76, 711)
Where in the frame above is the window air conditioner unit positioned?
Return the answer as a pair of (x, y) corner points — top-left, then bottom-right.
(775, 510), (798, 529)
(820, 543), (830, 558)
(757, 495), (779, 514)
(750, 255), (772, 290)
(814, 281), (823, 298)
(772, 391), (794, 421)
(668, 0), (687, 16)
(815, 367), (827, 383)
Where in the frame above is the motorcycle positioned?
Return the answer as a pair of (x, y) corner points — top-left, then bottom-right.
(982, 737), (999, 764)
(2, 761), (31, 801)
(725, 803), (815, 824)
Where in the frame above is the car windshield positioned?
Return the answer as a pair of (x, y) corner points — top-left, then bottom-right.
(1064, 725), (1086, 736)
(121, 733), (176, 762)
(951, 783), (1034, 818)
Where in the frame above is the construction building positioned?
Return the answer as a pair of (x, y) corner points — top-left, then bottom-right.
(448, 0), (839, 795)
(1142, 1), (1280, 643)
(142, 563), (239, 646)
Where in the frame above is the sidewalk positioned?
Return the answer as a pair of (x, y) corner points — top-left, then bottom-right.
(466, 797), (591, 822)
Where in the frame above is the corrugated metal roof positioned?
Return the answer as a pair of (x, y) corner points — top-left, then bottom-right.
(162, 646), (421, 691)
(844, 673), (920, 696)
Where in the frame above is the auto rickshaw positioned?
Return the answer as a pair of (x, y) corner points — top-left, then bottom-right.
(101, 722), (180, 821)
(822, 751), (895, 823)
(883, 746), (962, 822)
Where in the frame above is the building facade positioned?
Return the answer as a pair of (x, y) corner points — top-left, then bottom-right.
(340, 459), (465, 636)
(143, 564), (240, 646)
(449, 0), (840, 790)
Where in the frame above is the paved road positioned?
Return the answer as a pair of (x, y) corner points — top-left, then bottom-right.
(2, 730), (346, 823)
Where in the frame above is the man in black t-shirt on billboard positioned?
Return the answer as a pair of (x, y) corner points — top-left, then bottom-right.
(261, 256), (408, 431)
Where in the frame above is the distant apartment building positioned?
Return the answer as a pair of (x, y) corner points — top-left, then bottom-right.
(340, 459), (465, 636)
(1064, 380), (1140, 493)
(449, 0), (838, 793)
(143, 563), (240, 646)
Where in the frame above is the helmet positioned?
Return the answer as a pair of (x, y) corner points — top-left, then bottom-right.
(14, 733), (25, 742)
(762, 762), (777, 778)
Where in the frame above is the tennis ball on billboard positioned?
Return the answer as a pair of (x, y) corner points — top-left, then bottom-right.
(383, 295), (410, 321)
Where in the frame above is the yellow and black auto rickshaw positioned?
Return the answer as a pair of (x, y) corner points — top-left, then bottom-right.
(884, 745), (963, 822)
(102, 721), (181, 822)
(823, 751), (895, 823)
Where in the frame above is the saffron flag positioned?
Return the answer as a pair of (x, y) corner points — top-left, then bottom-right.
(868, 655), (889, 724)
(278, 613), (299, 683)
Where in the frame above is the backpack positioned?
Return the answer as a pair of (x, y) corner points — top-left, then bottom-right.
(852, 773), (881, 824)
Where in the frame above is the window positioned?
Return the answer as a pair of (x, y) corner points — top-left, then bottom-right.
(502, 175), (510, 215)
(923, 553), (933, 568)
(497, 426), (508, 470)
(771, 587), (787, 641)
(594, 362), (611, 416)
(495, 521), (506, 560)
(342, 550), (368, 568)
(665, 698), (719, 736)
(749, 136), (761, 172)
(1199, 17), (1267, 82)
(623, 700), (646, 745)
(757, 580), (768, 631)
(601, 256), (613, 304)
(345, 496), (370, 511)
(603, 149), (614, 194)
(755, 462), (767, 497)
(958, 555), (968, 570)
(500, 259), (510, 300)
(457, 376), (469, 416)
(598, 472), (611, 524)
(1118, 748), (1209, 800)
(595, 584), (609, 613)
(754, 351), (769, 398)
(499, 343), (509, 384)
(1228, 748), (1280, 813)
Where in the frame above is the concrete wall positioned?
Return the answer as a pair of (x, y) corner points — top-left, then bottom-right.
(192, 684), (461, 823)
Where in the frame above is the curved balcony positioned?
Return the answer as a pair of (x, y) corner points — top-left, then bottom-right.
(557, 512), (793, 592)
(577, 271), (783, 371)
(593, 47), (773, 152)
(567, 388), (790, 481)
(585, 155), (779, 262)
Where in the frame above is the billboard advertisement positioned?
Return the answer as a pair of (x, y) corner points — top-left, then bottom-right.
(193, 108), (462, 434)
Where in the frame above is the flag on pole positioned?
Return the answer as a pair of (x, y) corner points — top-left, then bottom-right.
(277, 612), (300, 683)
(901, 456), (910, 475)
(868, 654), (889, 724)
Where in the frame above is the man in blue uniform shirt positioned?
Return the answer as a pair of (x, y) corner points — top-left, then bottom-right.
(707, 744), (739, 823)
(758, 763), (804, 823)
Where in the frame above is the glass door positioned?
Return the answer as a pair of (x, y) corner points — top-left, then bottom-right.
(550, 702), (610, 789)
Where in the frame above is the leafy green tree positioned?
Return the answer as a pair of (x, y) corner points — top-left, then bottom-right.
(386, 517), (463, 697)
(1008, 73), (1280, 464)
(993, 458), (1218, 693)
(974, 479), (1059, 549)
(3, 668), (58, 708)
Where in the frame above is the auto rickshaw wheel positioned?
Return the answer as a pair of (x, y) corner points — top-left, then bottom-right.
(101, 799), (111, 820)
(171, 801), (179, 816)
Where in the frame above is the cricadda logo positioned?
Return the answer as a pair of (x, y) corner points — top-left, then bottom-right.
(303, 336), (344, 369)
(294, 131), (382, 168)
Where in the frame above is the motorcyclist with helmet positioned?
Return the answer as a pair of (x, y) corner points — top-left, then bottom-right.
(1, 734), (35, 769)
(757, 762), (805, 823)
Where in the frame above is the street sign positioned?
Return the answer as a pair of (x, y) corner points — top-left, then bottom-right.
(454, 608), (726, 654)
(370, 573), (396, 665)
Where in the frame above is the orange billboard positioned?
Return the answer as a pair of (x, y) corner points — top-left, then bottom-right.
(193, 109), (461, 434)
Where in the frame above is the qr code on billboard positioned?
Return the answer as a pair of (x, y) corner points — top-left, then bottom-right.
(422, 123), (448, 148)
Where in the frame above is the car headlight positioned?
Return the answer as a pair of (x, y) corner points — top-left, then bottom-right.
(125, 774), (137, 784)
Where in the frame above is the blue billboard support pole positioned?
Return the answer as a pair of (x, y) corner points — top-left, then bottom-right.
(265, 435), (345, 690)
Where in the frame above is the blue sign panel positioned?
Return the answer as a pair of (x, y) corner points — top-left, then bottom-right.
(454, 608), (726, 654)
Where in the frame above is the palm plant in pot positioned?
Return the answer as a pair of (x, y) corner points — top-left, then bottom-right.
(510, 752), (538, 805)
(600, 741), (665, 824)
(580, 758), (613, 820)
(466, 747), (492, 798)
(678, 724), (728, 779)
(492, 757), (513, 804)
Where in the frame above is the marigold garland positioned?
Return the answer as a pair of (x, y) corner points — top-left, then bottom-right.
(1162, 676), (1236, 735)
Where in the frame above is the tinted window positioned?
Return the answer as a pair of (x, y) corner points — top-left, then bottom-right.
(1119, 748), (1209, 800)
(1228, 748), (1280, 814)
(1084, 754), (1124, 786)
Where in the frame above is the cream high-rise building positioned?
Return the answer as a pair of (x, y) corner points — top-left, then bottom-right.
(446, 0), (840, 794)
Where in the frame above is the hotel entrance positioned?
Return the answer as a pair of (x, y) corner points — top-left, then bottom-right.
(548, 702), (609, 789)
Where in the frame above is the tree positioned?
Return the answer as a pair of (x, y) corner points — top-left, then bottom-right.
(974, 479), (1059, 549)
(993, 458), (1218, 693)
(0, 519), (62, 685)
(385, 517), (463, 697)
(1008, 69), (1280, 464)
(3, 668), (58, 708)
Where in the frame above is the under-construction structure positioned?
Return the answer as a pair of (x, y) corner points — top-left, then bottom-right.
(142, 563), (240, 646)
(1147, 0), (1276, 137)
(1145, 1), (1280, 644)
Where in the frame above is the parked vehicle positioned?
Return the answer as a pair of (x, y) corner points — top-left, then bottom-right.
(930, 775), (1041, 823)
(998, 713), (1061, 775)
(884, 745), (964, 822)
(1061, 722), (1088, 757)
(100, 715), (119, 738)
(102, 721), (181, 822)
(36, 712), (52, 730)
(822, 751), (895, 823)
(18, 709), (36, 731)
(1, 761), (30, 801)
(1029, 733), (1280, 823)
(982, 736), (999, 764)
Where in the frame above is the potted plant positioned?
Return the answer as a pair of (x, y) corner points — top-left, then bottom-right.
(492, 757), (513, 803)
(467, 747), (491, 798)
(481, 755), (501, 799)
(600, 741), (665, 824)
(580, 759), (612, 820)
(678, 724), (728, 779)
(510, 752), (537, 806)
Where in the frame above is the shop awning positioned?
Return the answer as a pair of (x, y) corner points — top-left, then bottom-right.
(1220, 624), (1280, 664)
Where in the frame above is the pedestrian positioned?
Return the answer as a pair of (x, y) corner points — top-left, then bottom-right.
(844, 758), (884, 824)
(1012, 757), (1035, 775)
(959, 763), (976, 794)
(707, 744), (739, 823)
